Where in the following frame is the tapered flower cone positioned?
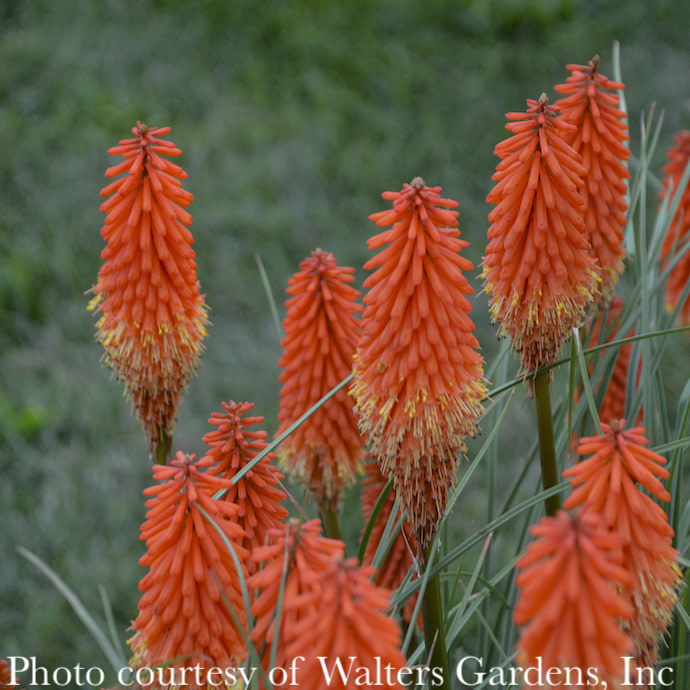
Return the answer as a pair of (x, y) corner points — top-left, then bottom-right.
(277, 249), (364, 506)
(248, 519), (345, 679)
(554, 56), (630, 301)
(361, 460), (420, 625)
(282, 557), (408, 690)
(202, 400), (288, 571)
(89, 122), (208, 457)
(659, 129), (690, 325)
(131, 452), (248, 686)
(483, 95), (599, 374)
(514, 510), (634, 686)
(352, 177), (486, 547)
(563, 421), (681, 668)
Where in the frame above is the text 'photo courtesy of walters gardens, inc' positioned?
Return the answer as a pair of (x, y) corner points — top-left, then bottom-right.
(2, 655), (679, 688)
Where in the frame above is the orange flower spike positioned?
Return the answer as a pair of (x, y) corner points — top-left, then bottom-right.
(483, 95), (599, 373)
(565, 421), (671, 508)
(282, 558), (408, 690)
(555, 57), (630, 300)
(89, 122), (208, 456)
(131, 452), (249, 683)
(277, 250), (364, 506)
(352, 177), (486, 546)
(202, 400), (288, 568)
(514, 510), (633, 685)
(248, 519), (345, 677)
(564, 421), (681, 668)
(361, 460), (419, 625)
(659, 130), (690, 325)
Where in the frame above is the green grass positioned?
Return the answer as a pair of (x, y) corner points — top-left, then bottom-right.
(1, 0), (689, 678)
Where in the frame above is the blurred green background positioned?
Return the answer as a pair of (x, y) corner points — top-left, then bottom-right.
(1, 0), (689, 671)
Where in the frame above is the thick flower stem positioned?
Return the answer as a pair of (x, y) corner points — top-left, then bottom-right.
(534, 369), (561, 516)
(421, 542), (451, 690)
(155, 428), (172, 465)
(320, 499), (344, 542)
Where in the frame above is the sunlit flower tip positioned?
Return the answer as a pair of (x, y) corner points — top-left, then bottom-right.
(514, 510), (634, 684)
(564, 421), (681, 668)
(277, 249), (364, 505)
(247, 519), (345, 673)
(361, 460), (420, 625)
(554, 56), (630, 300)
(131, 451), (249, 683)
(282, 557), (407, 690)
(89, 122), (208, 454)
(585, 296), (638, 423)
(202, 400), (288, 566)
(659, 129), (690, 325)
(483, 95), (600, 374)
(352, 178), (486, 540)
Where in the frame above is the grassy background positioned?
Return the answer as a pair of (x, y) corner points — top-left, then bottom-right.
(1, 0), (689, 671)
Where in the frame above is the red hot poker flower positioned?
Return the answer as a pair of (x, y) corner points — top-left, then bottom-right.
(131, 452), (248, 683)
(202, 400), (288, 571)
(659, 129), (690, 325)
(277, 249), (364, 506)
(283, 558), (408, 690)
(89, 122), (208, 456)
(352, 178), (486, 546)
(564, 421), (681, 668)
(514, 510), (633, 687)
(554, 56), (630, 301)
(483, 95), (599, 373)
(248, 519), (345, 678)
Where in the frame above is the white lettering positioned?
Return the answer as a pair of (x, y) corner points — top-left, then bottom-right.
(117, 666), (135, 687)
(268, 666), (288, 686)
(86, 666), (105, 686)
(236, 666), (256, 686)
(319, 657), (356, 685)
(7, 658), (29, 686)
(456, 656), (484, 686)
(288, 656), (304, 686)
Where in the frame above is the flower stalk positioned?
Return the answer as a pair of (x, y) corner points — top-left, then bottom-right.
(533, 369), (561, 516)
(420, 543), (450, 690)
(319, 499), (344, 542)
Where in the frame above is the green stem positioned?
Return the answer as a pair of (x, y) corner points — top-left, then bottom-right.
(320, 499), (344, 542)
(421, 542), (451, 690)
(533, 369), (561, 517)
(155, 428), (172, 465)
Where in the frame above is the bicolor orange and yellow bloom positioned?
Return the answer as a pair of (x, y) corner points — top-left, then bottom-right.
(89, 122), (208, 456)
(483, 95), (599, 373)
(131, 452), (248, 684)
(554, 56), (630, 301)
(563, 421), (681, 668)
(282, 558), (408, 690)
(514, 510), (633, 686)
(659, 129), (690, 325)
(202, 400), (288, 570)
(352, 178), (486, 546)
(277, 249), (364, 506)
(248, 519), (345, 677)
